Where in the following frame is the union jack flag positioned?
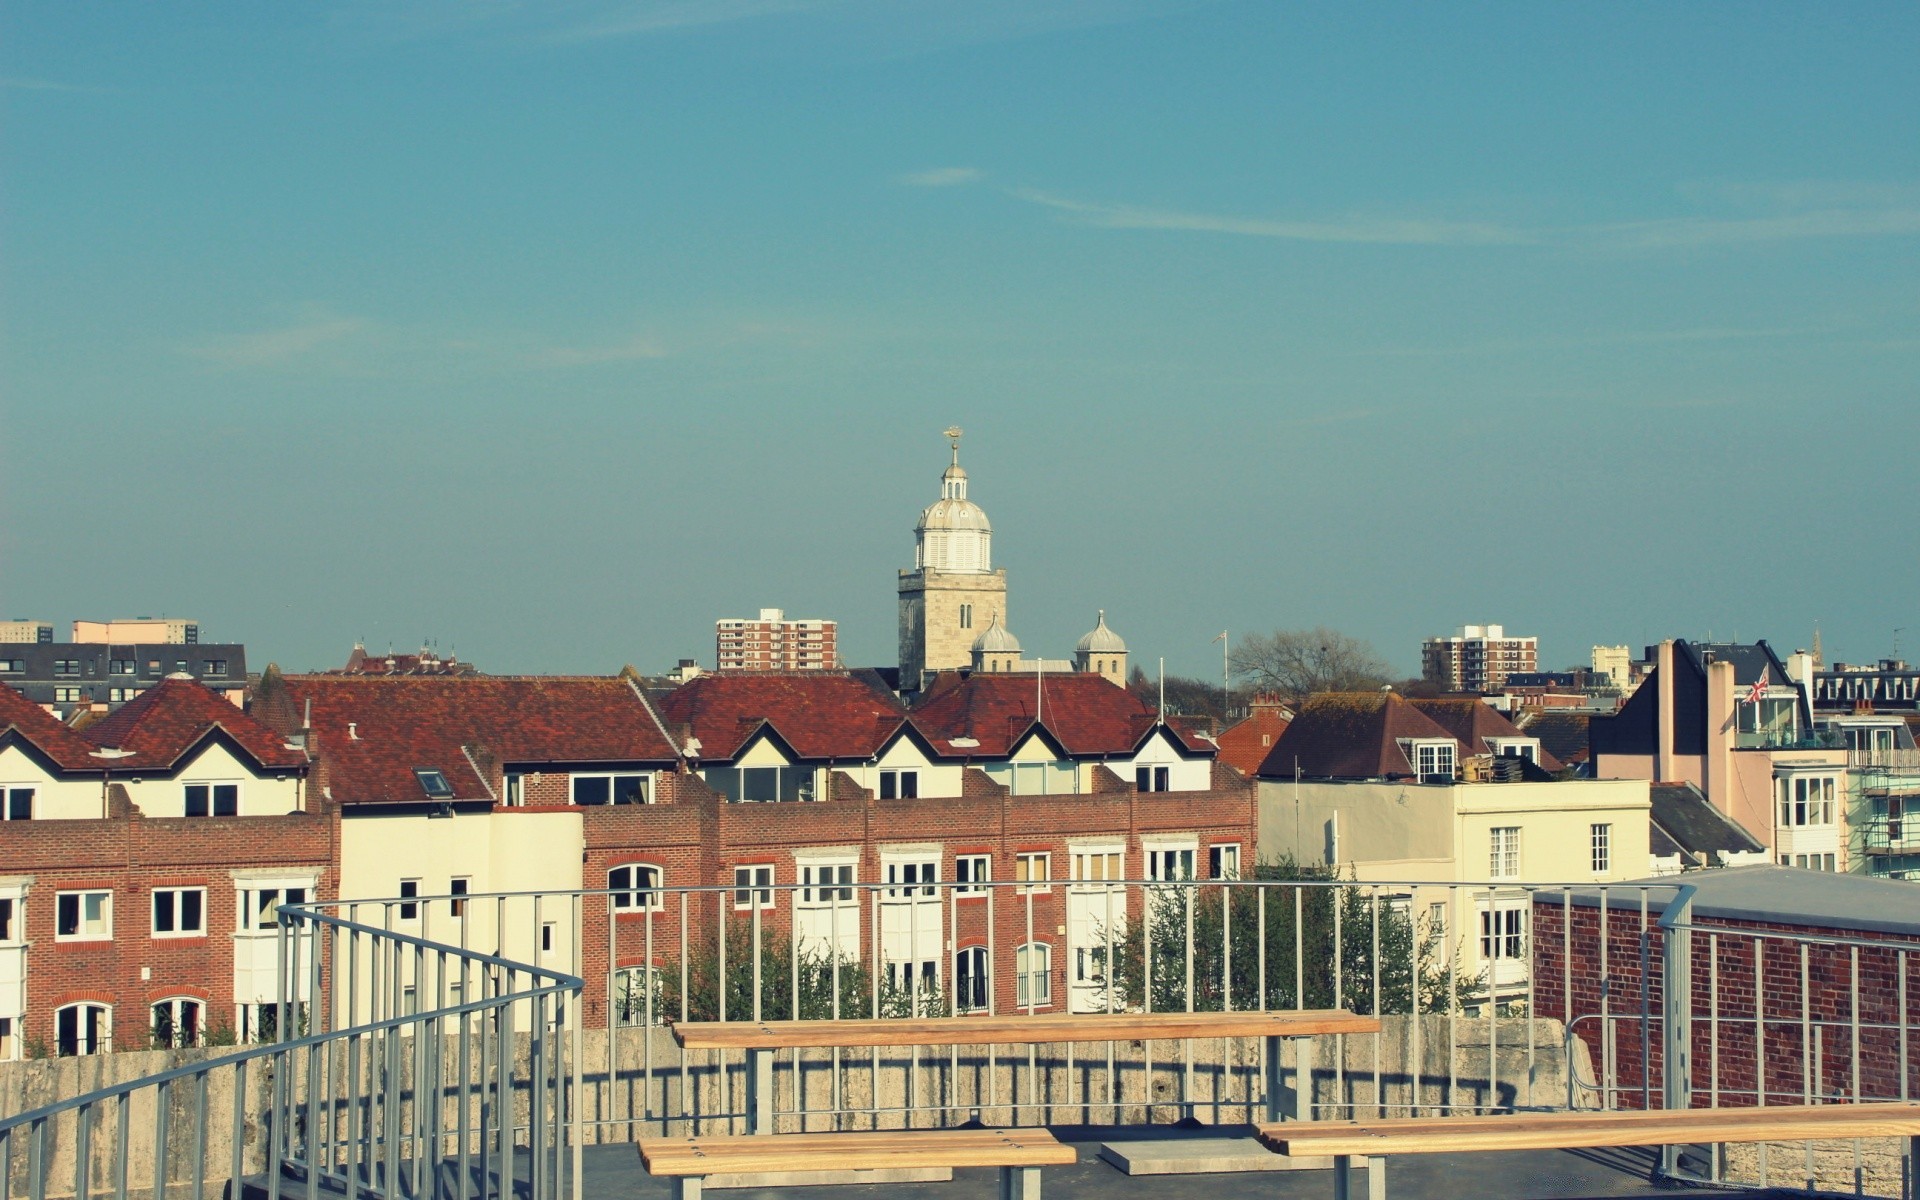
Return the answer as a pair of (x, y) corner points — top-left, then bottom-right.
(1745, 667), (1769, 707)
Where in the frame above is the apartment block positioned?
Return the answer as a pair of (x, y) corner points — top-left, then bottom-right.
(0, 621), (53, 644)
(72, 619), (201, 645)
(1421, 624), (1539, 693)
(716, 609), (838, 672)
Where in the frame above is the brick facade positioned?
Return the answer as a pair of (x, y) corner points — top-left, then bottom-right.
(1532, 895), (1920, 1107)
(4, 791), (337, 1054)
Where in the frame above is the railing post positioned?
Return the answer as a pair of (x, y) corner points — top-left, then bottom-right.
(1659, 886), (1695, 1179)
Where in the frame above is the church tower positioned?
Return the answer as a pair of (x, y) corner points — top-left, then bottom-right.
(898, 428), (1009, 692)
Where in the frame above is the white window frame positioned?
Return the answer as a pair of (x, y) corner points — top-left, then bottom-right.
(1410, 740), (1456, 780)
(1209, 843), (1242, 880)
(183, 780), (240, 818)
(1590, 823), (1611, 875)
(238, 884), (310, 931)
(613, 964), (662, 1027)
(1070, 846), (1123, 886)
(1146, 845), (1196, 883)
(1015, 942), (1052, 1009)
(1, 786), (33, 821)
(1489, 827), (1521, 880)
(570, 772), (652, 806)
(397, 879), (420, 922)
(884, 858), (938, 898)
(733, 865), (775, 911)
(608, 864), (662, 912)
(0, 1016), (13, 1062)
(954, 854), (991, 896)
(151, 886), (207, 938)
(878, 769), (919, 800)
(56, 889), (112, 942)
(1014, 852), (1051, 894)
(954, 945), (989, 1013)
(798, 861), (856, 906)
(56, 1002), (111, 1056)
(1135, 764), (1171, 792)
(0, 895), (18, 943)
(503, 774), (526, 806)
(150, 997), (205, 1049)
(1777, 774), (1837, 828)
(1479, 906), (1525, 961)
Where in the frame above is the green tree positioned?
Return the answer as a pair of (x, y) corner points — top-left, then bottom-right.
(1096, 859), (1469, 1016)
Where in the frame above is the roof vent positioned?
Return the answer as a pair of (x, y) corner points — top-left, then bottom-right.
(348, 722), (359, 740)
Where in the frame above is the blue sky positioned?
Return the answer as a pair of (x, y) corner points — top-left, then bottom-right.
(2, 2), (1916, 678)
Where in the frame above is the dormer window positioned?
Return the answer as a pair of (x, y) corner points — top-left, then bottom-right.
(415, 769), (454, 800)
(1486, 738), (1539, 764)
(1408, 739), (1456, 781)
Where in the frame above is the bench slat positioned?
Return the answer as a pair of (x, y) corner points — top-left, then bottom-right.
(671, 1009), (1379, 1049)
(639, 1129), (1077, 1177)
(1259, 1103), (1920, 1158)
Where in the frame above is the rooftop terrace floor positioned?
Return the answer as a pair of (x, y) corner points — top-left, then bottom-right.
(581, 1128), (1794, 1200)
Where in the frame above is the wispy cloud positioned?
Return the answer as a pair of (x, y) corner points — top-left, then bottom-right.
(0, 75), (94, 92)
(1360, 324), (1828, 359)
(525, 332), (670, 366)
(1008, 185), (1920, 251)
(899, 166), (983, 188)
(181, 314), (369, 368)
(544, 0), (818, 42)
(1010, 188), (1535, 246)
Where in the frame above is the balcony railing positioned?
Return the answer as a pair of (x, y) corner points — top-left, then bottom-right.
(5, 873), (1919, 1200)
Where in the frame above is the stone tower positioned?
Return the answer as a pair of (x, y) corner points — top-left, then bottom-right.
(898, 429), (1008, 692)
(1074, 610), (1128, 681)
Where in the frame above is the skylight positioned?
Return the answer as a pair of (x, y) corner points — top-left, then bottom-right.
(414, 768), (454, 800)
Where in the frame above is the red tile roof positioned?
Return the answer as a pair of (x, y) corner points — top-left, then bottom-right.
(80, 676), (306, 772)
(1256, 692), (1456, 779)
(658, 672), (907, 762)
(0, 684), (103, 770)
(909, 672), (1214, 758)
(1215, 707), (1291, 778)
(1409, 698), (1565, 773)
(278, 676), (681, 804)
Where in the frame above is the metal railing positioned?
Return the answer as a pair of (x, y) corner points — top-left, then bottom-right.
(0, 899), (583, 1200)
(10, 872), (1920, 1199)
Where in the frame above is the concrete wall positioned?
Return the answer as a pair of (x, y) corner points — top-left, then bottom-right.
(0, 1014), (1588, 1199)
(1257, 781), (1454, 878)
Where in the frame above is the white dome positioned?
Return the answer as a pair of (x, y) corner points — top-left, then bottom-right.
(915, 454), (992, 573)
(1076, 610), (1126, 655)
(972, 614), (1020, 654)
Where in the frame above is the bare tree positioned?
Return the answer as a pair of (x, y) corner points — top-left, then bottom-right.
(1230, 627), (1391, 700)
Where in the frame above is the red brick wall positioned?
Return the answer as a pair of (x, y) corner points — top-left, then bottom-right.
(1533, 897), (1920, 1107)
(568, 766), (1257, 1025)
(7, 804), (337, 1053)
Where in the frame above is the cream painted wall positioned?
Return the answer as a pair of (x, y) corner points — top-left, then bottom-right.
(1258, 778), (1651, 884)
(119, 744), (302, 817)
(1257, 780), (1456, 881)
(1452, 779), (1651, 884)
(1116, 728), (1212, 792)
(336, 808), (584, 1021)
(0, 746), (103, 819)
(847, 738), (965, 799)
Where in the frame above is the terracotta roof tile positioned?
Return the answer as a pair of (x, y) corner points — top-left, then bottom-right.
(1409, 697), (1565, 773)
(909, 673), (1213, 758)
(1256, 692), (1455, 779)
(658, 672), (907, 761)
(80, 677), (306, 772)
(0, 683), (102, 770)
(277, 675), (680, 805)
(1215, 707), (1291, 777)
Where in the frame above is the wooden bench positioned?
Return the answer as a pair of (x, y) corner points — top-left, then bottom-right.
(671, 1009), (1381, 1133)
(1258, 1102), (1920, 1200)
(638, 1127), (1076, 1198)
